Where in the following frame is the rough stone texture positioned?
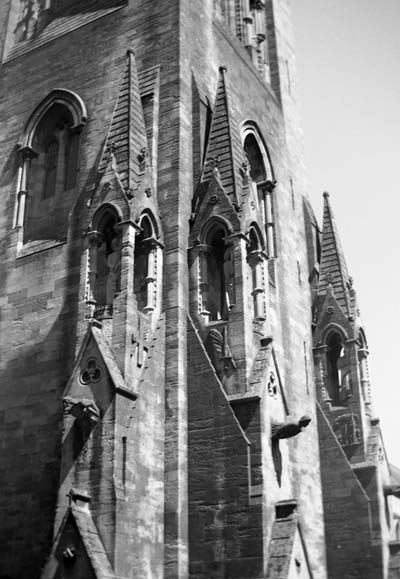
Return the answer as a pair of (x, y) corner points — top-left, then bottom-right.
(0, 1), (396, 579)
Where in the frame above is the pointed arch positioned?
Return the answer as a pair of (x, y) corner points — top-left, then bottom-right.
(198, 217), (235, 322)
(241, 122), (276, 260)
(134, 210), (162, 314)
(247, 223), (266, 320)
(88, 204), (122, 319)
(15, 89), (87, 246)
(322, 327), (352, 407)
(20, 89), (87, 149)
(241, 122), (273, 182)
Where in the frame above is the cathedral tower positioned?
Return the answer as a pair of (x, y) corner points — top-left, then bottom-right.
(4, 1), (396, 578)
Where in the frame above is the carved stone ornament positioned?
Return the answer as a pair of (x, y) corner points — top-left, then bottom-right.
(271, 416), (311, 440)
(209, 195), (219, 205)
(63, 396), (100, 424)
(326, 306), (334, 314)
(267, 371), (277, 398)
(79, 357), (102, 385)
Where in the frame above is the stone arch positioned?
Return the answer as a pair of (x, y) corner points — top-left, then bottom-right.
(247, 223), (266, 320)
(241, 122), (273, 183)
(134, 210), (161, 314)
(15, 89), (87, 245)
(88, 204), (122, 318)
(199, 217), (235, 322)
(20, 89), (87, 148)
(323, 327), (352, 407)
(241, 122), (276, 259)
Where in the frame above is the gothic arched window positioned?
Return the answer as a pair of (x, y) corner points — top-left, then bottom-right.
(200, 221), (235, 322)
(15, 89), (86, 247)
(244, 133), (266, 183)
(91, 209), (121, 318)
(326, 332), (352, 406)
(247, 225), (265, 319)
(242, 125), (276, 260)
(134, 213), (160, 314)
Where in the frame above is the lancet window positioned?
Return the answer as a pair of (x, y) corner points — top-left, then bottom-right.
(242, 126), (276, 259)
(15, 89), (86, 245)
(326, 332), (352, 406)
(88, 207), (121, 319)
(134, 213), (160, 314)
(199, 221), (235, 323)
(247, 225), (266, 320)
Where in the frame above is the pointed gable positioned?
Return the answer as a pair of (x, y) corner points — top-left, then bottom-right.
(99, 50), (149, 194)
(64, 321), (138, 403)
(317, 192), (352, 317)
(40, 491), (115, 579)
(202, 66), (243, 203)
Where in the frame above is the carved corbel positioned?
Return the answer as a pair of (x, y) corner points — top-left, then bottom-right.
(63, 396), (100, 424)
(271, 416), (311, 440)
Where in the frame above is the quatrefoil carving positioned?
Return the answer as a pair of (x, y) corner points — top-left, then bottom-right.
(80, 358), (102, 385)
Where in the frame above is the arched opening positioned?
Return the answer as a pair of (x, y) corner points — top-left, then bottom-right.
(247, 226), (265, 319)
(202, 222), (234, 322)
(93, 210), (121, 316)
(242, 126), (276, 262)
(326, 333), (342, 405)
(16, 90), (86, 246)
(326, 332), (351, 406)
(244, 133), (267, 183)
(24, 103), (78, 242)
(134, 213), (159, 313)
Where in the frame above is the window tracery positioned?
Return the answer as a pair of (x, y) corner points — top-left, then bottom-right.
(15, 90), (86, 247)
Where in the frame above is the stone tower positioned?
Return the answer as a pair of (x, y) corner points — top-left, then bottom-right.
(0, 1), (395, 579)
(306, 191), (400, 579)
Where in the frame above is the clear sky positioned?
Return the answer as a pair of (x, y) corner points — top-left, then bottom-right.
(291, 1), (400, 466)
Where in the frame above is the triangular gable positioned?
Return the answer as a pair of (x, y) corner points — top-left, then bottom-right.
(201, 67), (243, 203)
(41, 492), (115, 579)
(313, 287), (354, 344)
(267, 501), (313, 579)
(190, 170), (241, 240)
(99, 50), (149, 194)
(63, 322), (137, 402)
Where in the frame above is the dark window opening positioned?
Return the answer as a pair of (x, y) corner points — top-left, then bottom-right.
(244, 133), (266, 183)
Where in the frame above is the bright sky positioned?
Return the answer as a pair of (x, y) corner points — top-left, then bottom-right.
(291, 0), (400, 466)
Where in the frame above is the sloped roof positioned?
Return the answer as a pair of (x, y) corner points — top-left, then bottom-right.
(40, 493), (116, 579)
(201, 67), (242, 203)
(99, 50), (149, 194)
(317, 192), (352, 317)
(62, 321), (137, 401)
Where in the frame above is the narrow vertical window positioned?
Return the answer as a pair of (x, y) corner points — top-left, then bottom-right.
(92, 210), (121, 318)
(247, 227), (265, 320)
(200, 222), (235, 323)
(134, 214), (159, 314)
